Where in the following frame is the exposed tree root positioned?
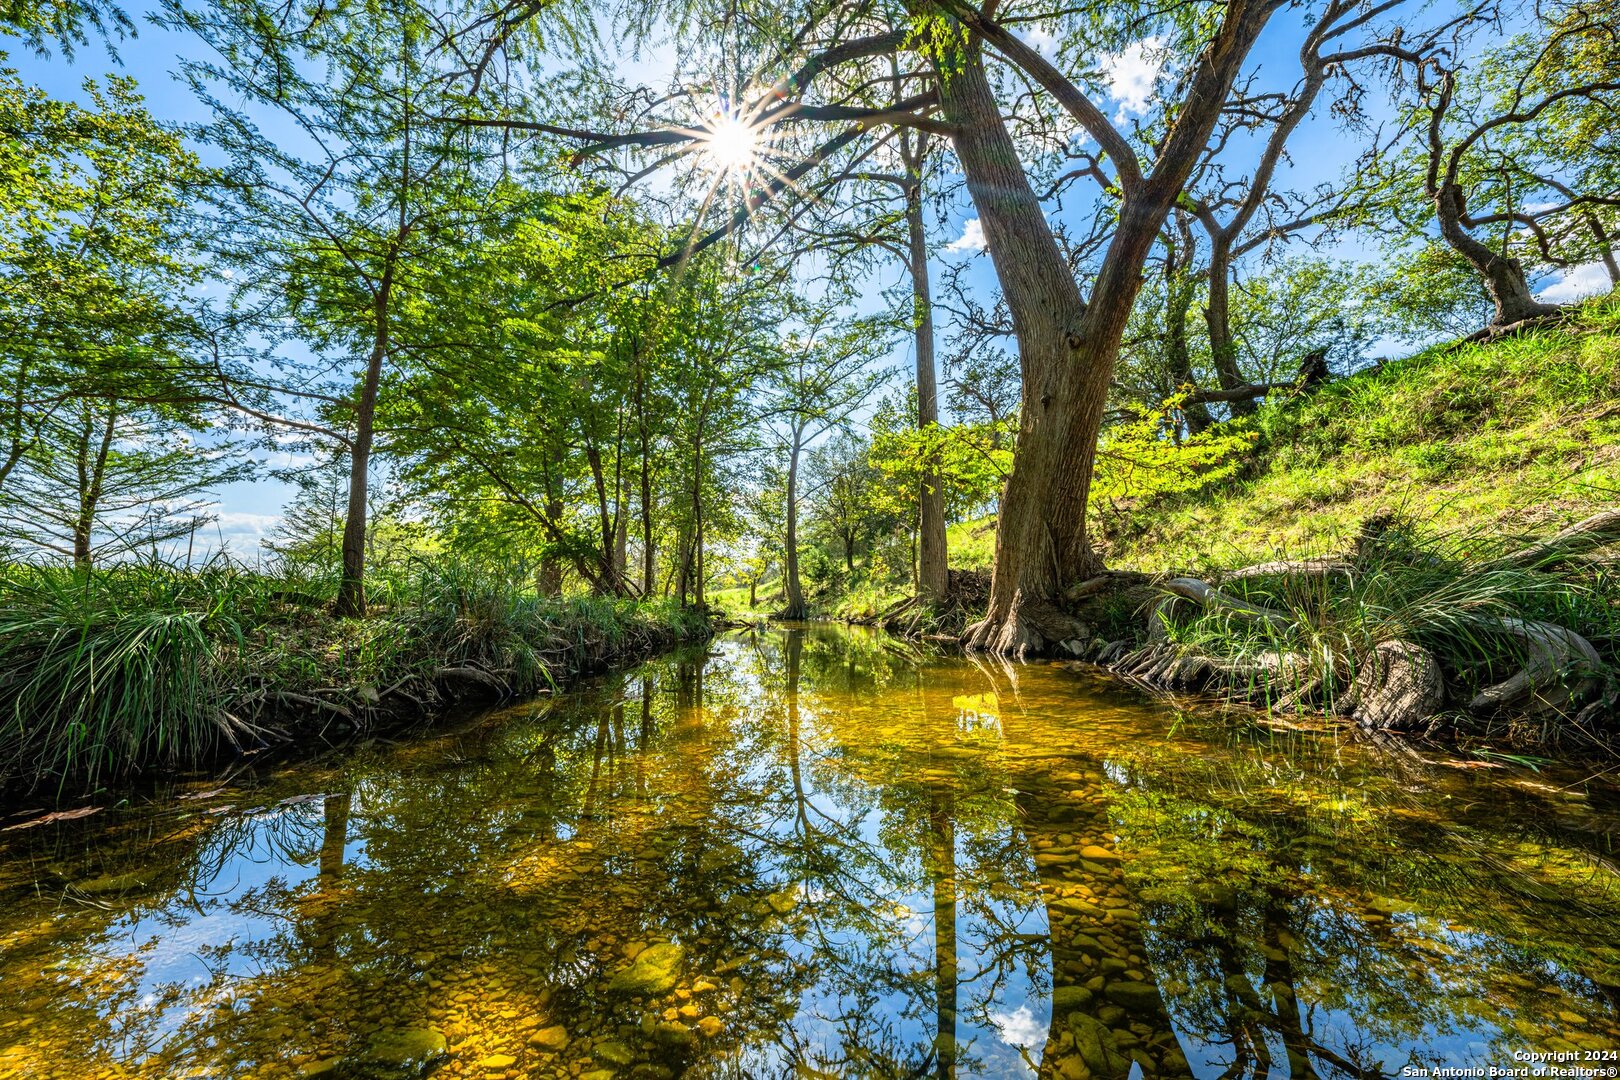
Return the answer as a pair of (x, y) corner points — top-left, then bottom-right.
(964, 592), (1090, 659)
(1158, 576), (1296, 634)
(1447, 308), (1568, 351)
(1221, 556), (1352, 582)
(1470, 617), (1602, 717)
(1489, 509), (1620, 570)
(1338, 640), (1446, 733)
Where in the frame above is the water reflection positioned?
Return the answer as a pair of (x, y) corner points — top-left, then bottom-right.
(0, 624), (1617, 1079)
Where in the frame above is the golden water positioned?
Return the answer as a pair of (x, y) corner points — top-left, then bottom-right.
(1, 624), (1618, 1079)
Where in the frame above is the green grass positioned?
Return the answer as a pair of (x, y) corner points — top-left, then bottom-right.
(947, 517), (997, 571)
(0, 560), (711, 794)
(1104, 295), (1620, 572)
(1164, 520), (1614, 701)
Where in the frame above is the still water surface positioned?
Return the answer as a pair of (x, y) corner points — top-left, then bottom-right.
(1, 624), (1618, 1079)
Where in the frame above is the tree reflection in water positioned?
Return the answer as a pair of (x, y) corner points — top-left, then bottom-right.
(0, 624), (1616, 1079)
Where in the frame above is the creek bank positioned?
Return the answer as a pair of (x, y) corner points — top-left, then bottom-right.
(1041, 512), (1620, 752)
(0, 568), (714, 801)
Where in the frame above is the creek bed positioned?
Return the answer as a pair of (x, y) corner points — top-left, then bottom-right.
(2, 623), (1618, 1078)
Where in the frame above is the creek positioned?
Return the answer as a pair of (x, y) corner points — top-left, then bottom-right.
(1, 623), (1617, 1078)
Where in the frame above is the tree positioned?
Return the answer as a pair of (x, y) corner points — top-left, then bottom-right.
(1407, 0), (1620, 326)
(0, 70), (202, 496)
(764, 306), (890, 619)
(469, 0), (1463, 652)
(169, 0), (509, 615)
(1176, 0), (1456, 411)
(0, 0), (131, 57)
(805, 432), (883, 576)
(0, 399), (246, 567)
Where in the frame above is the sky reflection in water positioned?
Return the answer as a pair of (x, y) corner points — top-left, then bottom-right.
(1, 623), (1618, 1079)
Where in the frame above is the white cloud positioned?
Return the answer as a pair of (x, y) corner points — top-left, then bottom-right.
(1100, 36), (1165, 119)
(1537, 261), (1613, 304)
(989, 1004), (1045, 1052)
(945, 217), (987, 254)
(1020, 25), (1060, 60)
(213, 511), (284, 538)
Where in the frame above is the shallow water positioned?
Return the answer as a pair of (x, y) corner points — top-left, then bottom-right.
(2, 624), (1619, 1080)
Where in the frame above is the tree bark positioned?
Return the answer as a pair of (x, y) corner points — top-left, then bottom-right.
(1203, 235), (1255, 415)
(1166, 216), (1213, 433)
(939, 47), (1094, 655)
(1434, 182), (1559, 326)
(904, 138), (950, 604)
(692, 433), (706, 608)
(1583, 211), (1620, 286)
(782, 425), (806, 619)
(335, 274), (391, 618)
(71, 404), (113, 571)
(946, 2), (1276, 654)
(640, 428), (656, 597)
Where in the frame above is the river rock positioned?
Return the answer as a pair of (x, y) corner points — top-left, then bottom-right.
(652, 1022), (695, 1049)
(1103, 981), (1160, 1013)
(594, 1040), (636, 1066)
(1067, 1013), (1129, 1076)
(529, 1025), (569, 1051)
(356, 1028), (448, 1075)
(1052, 985), (1093, 1011)
(606, 942), (684, 995)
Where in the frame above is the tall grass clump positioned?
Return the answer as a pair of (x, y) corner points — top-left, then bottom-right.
(0, 564), (252, 791)
(0, 556), (712, 796)
(1151, 516), (1618, 744)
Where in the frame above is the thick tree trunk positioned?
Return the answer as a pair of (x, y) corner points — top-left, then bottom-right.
(1435, 183), (1559, 326)
(782, 428), (806, 619)
(947, 2), (1275, 654)
(906, 165), (950, 604)
(1203, 237), (1254, 416)
(336, 279), (390, 618)
(938, 49), (1101, 654)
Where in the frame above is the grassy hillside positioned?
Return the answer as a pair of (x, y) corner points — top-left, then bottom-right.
(1105, 296), (1620, 571)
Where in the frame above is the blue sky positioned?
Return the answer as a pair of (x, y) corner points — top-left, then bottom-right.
(6, 5), (1605, 560)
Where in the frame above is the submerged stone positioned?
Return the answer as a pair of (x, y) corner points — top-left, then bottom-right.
(1102, 981), (1160, 1013)
(594, 1040), (636, 1067)
(606, 942), (685, 996)
(528, 1025), (569, 1051)
(1067, 1012), (1129, 1076)
(1052, 985), (1093, 1011)
(357, 1028), (448, 1075)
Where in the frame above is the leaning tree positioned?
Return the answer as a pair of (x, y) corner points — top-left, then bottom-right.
(456, 0), (1477, 654)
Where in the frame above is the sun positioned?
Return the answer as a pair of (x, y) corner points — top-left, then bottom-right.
(701, 112), (761, 175)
